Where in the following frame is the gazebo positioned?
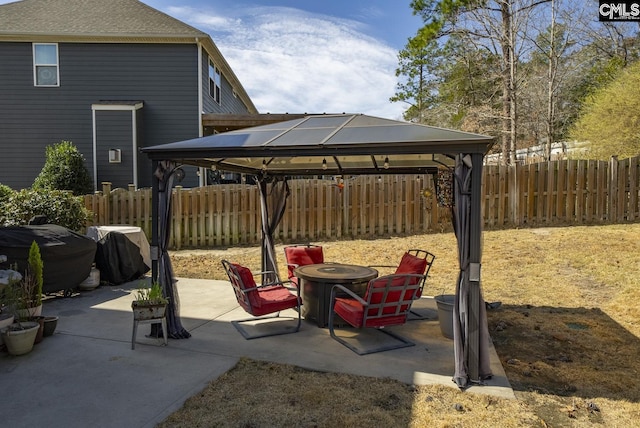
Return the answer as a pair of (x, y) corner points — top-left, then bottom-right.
(141, 113), (495, 389)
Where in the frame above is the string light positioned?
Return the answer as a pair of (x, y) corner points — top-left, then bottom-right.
(262, 159), (267, 171)
(322, 158), (327, 170)
(384, 157), (389, 169)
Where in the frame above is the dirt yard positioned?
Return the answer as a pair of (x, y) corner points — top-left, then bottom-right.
(161, 223), (640, 427)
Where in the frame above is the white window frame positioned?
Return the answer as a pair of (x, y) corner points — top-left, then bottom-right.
(33, 43), (60, 87)
(208, 59), (221, 104)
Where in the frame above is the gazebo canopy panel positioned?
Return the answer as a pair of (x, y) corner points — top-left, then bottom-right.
(142, 114), (495, 177)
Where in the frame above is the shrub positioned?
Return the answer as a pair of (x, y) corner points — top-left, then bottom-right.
(33, 140), (93, 196)
(0, 188), (91, 231)
(0, 183), (14, 202)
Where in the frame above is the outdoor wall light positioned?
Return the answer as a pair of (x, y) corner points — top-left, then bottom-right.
(108, 148), (121, 163)
(322, 158), (328, 170)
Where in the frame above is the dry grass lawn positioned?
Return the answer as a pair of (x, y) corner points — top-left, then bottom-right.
(159, 223), (640, 427)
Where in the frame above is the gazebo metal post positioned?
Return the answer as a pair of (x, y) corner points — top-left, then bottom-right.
(467, 152), (484, 381)
(151, 160), (159, 283)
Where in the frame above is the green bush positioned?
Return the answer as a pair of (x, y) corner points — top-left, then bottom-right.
(0, 183), (14, 202)
(0, 188), (91, 231)
(33, 140), (93, 196)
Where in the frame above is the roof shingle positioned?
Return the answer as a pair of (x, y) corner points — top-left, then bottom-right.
(0, 0), (207, 38)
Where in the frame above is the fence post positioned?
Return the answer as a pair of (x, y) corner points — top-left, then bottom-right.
(509, 163), (518, 226)
(608, 156), (618, 223)
(101, 182), (112, 225)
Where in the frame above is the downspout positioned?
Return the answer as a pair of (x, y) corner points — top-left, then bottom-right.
(197, 38), (205, 187)
(91, 107), (98, 191)
(132, 109), (138, 189)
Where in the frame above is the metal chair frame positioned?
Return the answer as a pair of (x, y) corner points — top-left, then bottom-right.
(328, 273), (424, 355)
(222, 260), (301, 340)
(369, 249), (436, 320)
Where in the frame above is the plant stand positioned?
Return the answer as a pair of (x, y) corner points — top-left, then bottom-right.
(131, 303), (168, 350)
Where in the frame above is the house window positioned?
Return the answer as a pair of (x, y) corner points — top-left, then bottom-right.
(33, 43), (59, 86)
(208, 59), (221, 104)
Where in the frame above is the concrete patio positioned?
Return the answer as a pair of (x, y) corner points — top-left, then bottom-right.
(1, 277), (513, 427)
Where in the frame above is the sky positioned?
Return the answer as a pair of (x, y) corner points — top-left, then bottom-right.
(145, 0), (424, 119)
(0, 0), (424, 119)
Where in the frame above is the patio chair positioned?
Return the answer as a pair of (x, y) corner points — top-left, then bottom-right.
(369, 249), (435, 320)
(284, 244), (324, 288)
(328, 273), (424, 355)
(221, 259), (301, 340)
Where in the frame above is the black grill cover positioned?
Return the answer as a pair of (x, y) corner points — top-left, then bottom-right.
(94, 231), (149, 285)
(0, 225), (97, 293)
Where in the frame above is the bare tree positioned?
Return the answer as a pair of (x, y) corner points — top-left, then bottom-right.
(409, 0), (550, 164)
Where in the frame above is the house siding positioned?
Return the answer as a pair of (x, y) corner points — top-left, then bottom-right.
(0, 42), (202, 190)
(201, 52), (252, 115)
(95, 110), (134, 188)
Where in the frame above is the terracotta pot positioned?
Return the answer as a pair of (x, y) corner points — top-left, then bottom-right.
(32, 316), (45, 344)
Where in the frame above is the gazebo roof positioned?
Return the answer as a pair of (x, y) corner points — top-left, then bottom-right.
(142, 114), (494, 176)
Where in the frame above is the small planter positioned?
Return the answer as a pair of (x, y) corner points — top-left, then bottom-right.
(0, 313), (15, 346)
(32, 316), (45, 344)
(43, 316), (59, 337)
(1, 321), (40, 355)
(132, 301), (167, 321)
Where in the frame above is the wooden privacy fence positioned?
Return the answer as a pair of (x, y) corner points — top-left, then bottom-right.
(84, 155), (640, 249)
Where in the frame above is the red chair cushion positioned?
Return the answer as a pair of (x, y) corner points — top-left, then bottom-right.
(394, 253), (428, 297)
(232, 263), (261, 310)
(284, 246), (324, 279)
(364, 276), (417, 316)
(232, 263), (299, 316)
(334, 297), (407, 328)
(394, 252), (428, 276)
(251, 285), (300, 317)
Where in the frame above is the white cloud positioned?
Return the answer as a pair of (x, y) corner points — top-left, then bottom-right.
(168, 6), (405, 120)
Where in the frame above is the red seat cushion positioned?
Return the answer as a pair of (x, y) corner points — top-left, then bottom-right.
(232, 263), (298, 316)
(334, 297), (407, 328)
(364, 276), (416, 315)
(251, 285), (300, 316)
(284, 246), (324, 279)
(335, 276), (416, 329)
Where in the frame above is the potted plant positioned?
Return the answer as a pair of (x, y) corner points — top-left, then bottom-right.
(0, 270), (16, 347)
(131, 281), (169, 321)
(12, 241), (44, 320)
(0, 272), (40, 355)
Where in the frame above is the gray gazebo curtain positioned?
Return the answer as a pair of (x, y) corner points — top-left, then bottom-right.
(258, 177), (290, 284)
(452, 154), (491, 388)
(154, 161), (191, 339)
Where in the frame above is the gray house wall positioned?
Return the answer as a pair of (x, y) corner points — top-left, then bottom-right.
(95, 110), (134, 188)
(202, 53), (249, 115)
(0, 41), (252, 191)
